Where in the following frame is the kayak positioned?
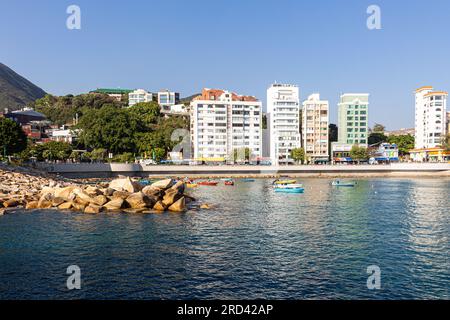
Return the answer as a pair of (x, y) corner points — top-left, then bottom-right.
(186, 183), (198, 188)
(241, 178), (255, 182)
(198, 181), (219, 186)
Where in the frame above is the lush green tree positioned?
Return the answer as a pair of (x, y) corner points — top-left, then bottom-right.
(128, 101), (161, 129)
(368, 132), (388, 145)
(350, 145), (369, 163)
(111, 152), (135, 163)
(0, 118), (27, 157)
(372, 123), (386, 133)
(38, 141), (73, 161)
(387, 134), (415, 156)
(152, 148), (166, 162)
(77, 105), (137, 154)
(291, 148), (305, 164)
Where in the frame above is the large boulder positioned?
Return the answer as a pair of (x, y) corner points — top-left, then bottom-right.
(109, 177), (142, 193)
(153, 201), (167, 212)
(142, 186), (163, 197)
(25, 201), (39, 209)
(112, 191), (131, 200)
(170, 180), (185, 194)
(54, 186), (79, 201)
(85, 186), (101, 196)
(58, 202), (73, 210)
(168, 197), (186, 212)
(150, 179), (173, 190)
(72, 202), (86, 211)
(103, 198), (124, 211)
(3, 199), (19, 208)
(52, 197), (65, 207)
(92, 195), (108, 206)
(162, 189), (182, 207)
(84, 204), (102, 214)
(126, 192), (154, 209)
(74, 189), (94, 204)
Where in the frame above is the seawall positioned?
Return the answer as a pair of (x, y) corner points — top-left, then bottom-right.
(36, 163), (450, 179)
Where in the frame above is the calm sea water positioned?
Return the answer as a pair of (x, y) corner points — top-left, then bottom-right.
(0, 178), (449, 300)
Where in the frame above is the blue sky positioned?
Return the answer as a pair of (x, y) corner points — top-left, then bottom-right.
(1, 0), (450, 129)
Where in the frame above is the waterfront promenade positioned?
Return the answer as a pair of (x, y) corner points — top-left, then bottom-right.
(38, 163), (450, 178)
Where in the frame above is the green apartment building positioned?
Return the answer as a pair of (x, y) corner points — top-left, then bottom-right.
(337, 93), (369, 147)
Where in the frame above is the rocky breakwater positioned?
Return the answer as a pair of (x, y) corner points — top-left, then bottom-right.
(0, 167), (196, 215)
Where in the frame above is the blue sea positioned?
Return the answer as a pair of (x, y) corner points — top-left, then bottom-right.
(0, 178), (449, 299)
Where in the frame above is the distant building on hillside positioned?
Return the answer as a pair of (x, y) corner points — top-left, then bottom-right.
(128, 89), (153, 106)
(385, 128), (415, 136)
(90, 88), (133, 101)
(158, 90), (180, 109)
(4, 108), (47, 125)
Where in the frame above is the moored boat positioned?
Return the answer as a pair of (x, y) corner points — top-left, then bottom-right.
(186, 183), (198, 188)
(241, 178), (255, 182)
(198, 181), (219, 186)
(273, 179), (297, 185)
(274, 184), (304, 193)
(331, 180), (356, 187)
(224, 180), (235, 186)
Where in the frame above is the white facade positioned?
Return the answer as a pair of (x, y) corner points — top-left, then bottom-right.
(267, 84), (301, 165)
(302, 94), (329, 162)
(128, 89), (153, 106)
(414, 86), (448, 149)
(190, 89), (262, 162)
(158, 90), (179, 107)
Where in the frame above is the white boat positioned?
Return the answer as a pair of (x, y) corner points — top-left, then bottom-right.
(331, 180), (356, 187)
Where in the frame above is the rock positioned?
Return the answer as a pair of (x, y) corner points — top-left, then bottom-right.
(0, 209), (5, 216)
(54, 186), (80, 201)
(168, 197), (186, 212)
(58, 202), (73, 210)
(103, 188), (115, 196)
(40, 186), (55, 197)
(103, 198), (124, 211)
(153, 201), (167, 212)
(52, 197), (65, 207)
(74, 197), (90, 206)
(85, 186), (101, 196)
(142, 186), (163, 197)
(126, 192), (154, 209)
(150, 179), (173, 190)
(3, 199), (19, 208)
(72, 202), (86, 211)
(38, 200), (53, 209)
(84, 204), (102, 214)
(25, 201), (39, 209)
(170, 180), (185, 194)
(92, 195), (108, 206)
(109, 177), (142, 193)
(74, 189), (94, 203)
(162, 189), (182, 207)
(112, 191), (131, 200)
(200, 204), (211, 209)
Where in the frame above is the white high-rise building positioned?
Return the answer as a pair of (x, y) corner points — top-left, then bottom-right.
(267, 84), (301, 165)
(302, 94), (329, 163)
(337, 94), (369, 147)
(414, 86), (448, 149)
(128, 89), (153, 106)
(190, 88), (262, 162)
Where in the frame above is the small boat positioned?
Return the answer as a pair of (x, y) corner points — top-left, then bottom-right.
(273, 179), (297, 185)
(241, 178), (255, 182)
(198, 181), (219, 186)
(274, 184), (304, 193)
(221, 178), (233, 182)
(186, 183), (198, 188)
(224, 180), (234, 186)
(332, 180), (356, 187)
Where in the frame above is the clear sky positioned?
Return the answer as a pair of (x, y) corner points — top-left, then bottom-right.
(1, 0), (449, 129)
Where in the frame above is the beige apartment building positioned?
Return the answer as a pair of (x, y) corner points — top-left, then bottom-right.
(302, 94), (329, 163)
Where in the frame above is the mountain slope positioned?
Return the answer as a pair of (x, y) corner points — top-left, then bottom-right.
(0, 63), (46, 111)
